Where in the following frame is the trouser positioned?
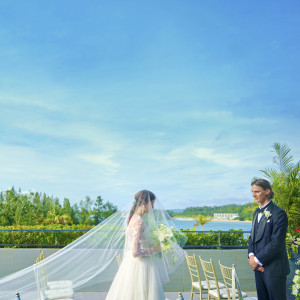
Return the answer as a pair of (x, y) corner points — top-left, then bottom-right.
(254, 270), (287, 300)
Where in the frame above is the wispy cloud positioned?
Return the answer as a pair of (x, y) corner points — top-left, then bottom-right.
(77, 153), (120, 174)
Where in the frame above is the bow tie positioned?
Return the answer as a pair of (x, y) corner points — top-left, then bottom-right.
(256, 207), (265, 213)
(256, 203), (270, 213)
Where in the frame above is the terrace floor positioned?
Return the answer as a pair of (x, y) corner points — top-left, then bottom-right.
(74, 291), (258, 299)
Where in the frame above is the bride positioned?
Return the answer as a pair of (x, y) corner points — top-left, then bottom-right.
(0, 190), (186, 300)
(106, 190), (165, 299)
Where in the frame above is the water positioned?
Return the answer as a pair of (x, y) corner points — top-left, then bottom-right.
(173, 219), (252, 232)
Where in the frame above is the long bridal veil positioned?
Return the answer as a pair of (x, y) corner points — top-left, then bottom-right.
(0, 195), (187, 299)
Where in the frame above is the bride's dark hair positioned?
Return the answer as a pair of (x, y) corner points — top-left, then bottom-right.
(128, 190), (156, 224)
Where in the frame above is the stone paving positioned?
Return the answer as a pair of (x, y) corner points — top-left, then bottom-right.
(74, 291), (258, 299)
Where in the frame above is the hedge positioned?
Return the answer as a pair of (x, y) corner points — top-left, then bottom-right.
(0, 226), (249, 249)
(0, 225), (92, 247)
(182, 229), (249, 249)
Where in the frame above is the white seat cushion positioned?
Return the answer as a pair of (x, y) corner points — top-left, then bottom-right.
(209, 288), (247, 299)
(45, 288), (73, 299)
(47, 280), (73, 289)
(202, 280), (225, 289)
(244, 297), (257, 300)
(192, 280), (225, 290)
(192, 280), (208, 290)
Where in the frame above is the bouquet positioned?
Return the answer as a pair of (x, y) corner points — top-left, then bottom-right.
(153, 223), (178, 264)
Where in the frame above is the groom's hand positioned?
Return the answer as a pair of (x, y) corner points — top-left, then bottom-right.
(257, 266), (265, 272)
(248, 256), (259, 270)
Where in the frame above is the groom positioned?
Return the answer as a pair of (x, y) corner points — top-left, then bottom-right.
(248, 178), (290, 300)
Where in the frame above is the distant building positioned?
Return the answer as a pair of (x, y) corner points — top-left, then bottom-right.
(214, 213), (239, 220)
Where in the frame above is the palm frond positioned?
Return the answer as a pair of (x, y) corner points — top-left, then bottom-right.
(272, 142), (294, 176)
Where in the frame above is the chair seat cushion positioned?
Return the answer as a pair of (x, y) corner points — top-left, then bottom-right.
(244, 297), (257, 300)
(192, 280), (225, 290)
(192, 280), (207, 290)
(47, 280), (73, 289)
(209, 288), (247, 299)
(202, 280), (225, 289)
(45, 288), (73, 299)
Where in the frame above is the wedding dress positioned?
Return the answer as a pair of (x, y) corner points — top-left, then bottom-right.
(106, 214), (165, 300)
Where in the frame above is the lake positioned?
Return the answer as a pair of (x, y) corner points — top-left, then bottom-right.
(173, 219), (252, 232)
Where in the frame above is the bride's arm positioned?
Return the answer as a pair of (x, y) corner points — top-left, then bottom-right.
(131, 218), (159, 258)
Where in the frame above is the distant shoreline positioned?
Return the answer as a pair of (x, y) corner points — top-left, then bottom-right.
(172, 217), (252, 223)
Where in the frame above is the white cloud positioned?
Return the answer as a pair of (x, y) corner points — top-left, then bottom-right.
(194, 147), (242, 167)
(77, 153), (119, 174)
(0, 93), (63, 112)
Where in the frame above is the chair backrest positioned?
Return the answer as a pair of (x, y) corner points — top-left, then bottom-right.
(199, 256), (220, 294)
(34, 251), (47, 300)
(218, 261), (244, 300)
(185, 253), (201, 287)
(218, 261), (235, 299)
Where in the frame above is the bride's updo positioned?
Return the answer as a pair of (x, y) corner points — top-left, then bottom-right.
(128, 190), (156, 224)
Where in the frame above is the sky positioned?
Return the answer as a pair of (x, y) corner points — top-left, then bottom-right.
(0, 0), (299, 209)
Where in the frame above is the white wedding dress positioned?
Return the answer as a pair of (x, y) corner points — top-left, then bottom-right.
(106, 214), (165, 300)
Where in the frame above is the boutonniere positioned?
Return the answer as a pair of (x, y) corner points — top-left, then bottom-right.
(263, 210), (272, 219)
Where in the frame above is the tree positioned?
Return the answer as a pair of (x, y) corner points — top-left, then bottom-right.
(71, 203), (80, 224)
(45, 198), (69, 224)
(93, 196), (117, 225)
(261, 143), (300, 234)
(101, 201), (117, 220)
(79, 196), (94, 225)
(93, 196), (104, 224)
(193, 214), (212, 231)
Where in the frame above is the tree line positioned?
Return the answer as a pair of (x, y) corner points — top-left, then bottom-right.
(0, 188), (117, 226)
(170, 202), (257, 221)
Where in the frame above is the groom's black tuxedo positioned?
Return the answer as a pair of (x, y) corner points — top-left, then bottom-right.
(248, 200), (290, 299)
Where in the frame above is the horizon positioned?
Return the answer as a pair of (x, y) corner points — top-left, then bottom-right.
(1, 1), (299, 209)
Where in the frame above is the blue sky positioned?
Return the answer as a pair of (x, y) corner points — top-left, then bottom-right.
(0, 1), (299, 209)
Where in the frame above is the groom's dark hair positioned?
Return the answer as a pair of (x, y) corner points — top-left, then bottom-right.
(251, 178), (274, 199)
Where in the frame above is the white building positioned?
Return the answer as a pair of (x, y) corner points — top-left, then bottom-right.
(214, 213), (239, 220)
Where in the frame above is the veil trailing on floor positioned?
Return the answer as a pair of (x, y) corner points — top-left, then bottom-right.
(0, 192), (187, 300)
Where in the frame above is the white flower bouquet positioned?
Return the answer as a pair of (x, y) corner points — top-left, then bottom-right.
(153, 223), (178, 264)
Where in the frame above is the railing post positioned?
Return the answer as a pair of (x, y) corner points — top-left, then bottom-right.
(55, 231), (57, 245)
(218, 232), (221, 248)
(13, 230), (15, 246)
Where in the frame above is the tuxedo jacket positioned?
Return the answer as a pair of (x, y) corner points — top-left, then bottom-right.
(248, 200), (290, 277)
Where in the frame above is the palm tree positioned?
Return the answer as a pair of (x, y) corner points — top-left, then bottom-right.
(45, 200), (72, 224)
(193, 214), (212, 231)
(261, 143), (300, 257)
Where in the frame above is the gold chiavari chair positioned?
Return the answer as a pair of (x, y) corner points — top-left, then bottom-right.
(199, 256), (225, 300)
(34, 251), (73, 300)
(218, 261), (257, 300)
(185, 253), (208, 299)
